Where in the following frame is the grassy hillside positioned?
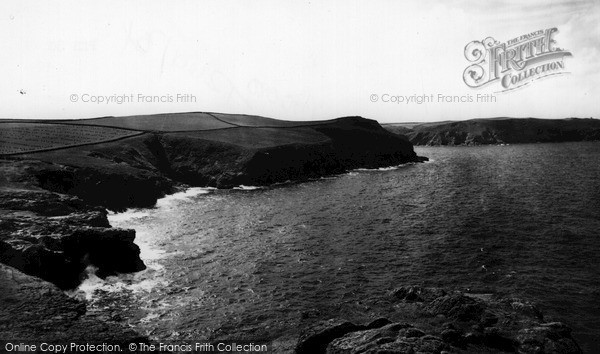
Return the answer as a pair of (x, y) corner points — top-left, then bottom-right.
(0, 112), (372, 156)
(0, 122), (142, 155)
(384, 118), (600, 146)
(63, 112), (236, 131)
(211, 113), (334, 127)
(170, 127), (330, 149)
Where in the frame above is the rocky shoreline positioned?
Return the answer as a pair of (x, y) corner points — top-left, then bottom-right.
(296, 286), (582, 354)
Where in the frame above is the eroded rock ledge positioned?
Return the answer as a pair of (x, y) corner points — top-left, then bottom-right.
(0, 189), (145, 290)
(296, 286), (581, 354)
(0, 263), (145, 344)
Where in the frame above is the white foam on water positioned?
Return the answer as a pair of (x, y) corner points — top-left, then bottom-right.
(377, 166), (400, 171)
(107, 210), (150, 223)
(136, 231), (167, 266)
(71, 265), (170, 302)
(128, 278), (169, 293)
(233, 185), (263, 191)
(155, 187), (215, 208)
(70, 265), (105, 301)
(140, 312), (160, 323)
(354, 163), (413, 172)
(78, 188), (215, 303)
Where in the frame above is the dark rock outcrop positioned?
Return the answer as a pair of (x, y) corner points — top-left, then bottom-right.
(328, 323), (447, 354)
(296, 320), (366, 354)
(384, 118), (600, 146)
(296, 286), (582, 354)
(0, 263), (145, 344)
(0, 189), (145, 290)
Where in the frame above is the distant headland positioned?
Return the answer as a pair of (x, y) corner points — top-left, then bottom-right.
(383, 117), (600, 146)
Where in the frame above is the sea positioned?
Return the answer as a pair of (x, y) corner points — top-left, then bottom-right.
(76, 142), (600, 353)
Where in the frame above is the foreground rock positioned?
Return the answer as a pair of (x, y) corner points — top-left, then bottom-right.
(296, 286), (581, 354)
(0, 188), (145, 289)
(0, 263), (145, 344)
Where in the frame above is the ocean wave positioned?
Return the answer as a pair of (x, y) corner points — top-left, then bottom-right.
(155, 187), (215, 208)
(107, 187), (215, 222)
(69, 264), (169, 302)
(107, 210), (150, 222)
(354, 163), (414, 172)
(233, 185), (263, 191)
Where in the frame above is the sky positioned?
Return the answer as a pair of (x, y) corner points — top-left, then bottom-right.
(0, 0), (598, 123)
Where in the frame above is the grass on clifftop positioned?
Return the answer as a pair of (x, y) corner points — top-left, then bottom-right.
(0, 122), (142, 155)
(0, 113), (364, 156)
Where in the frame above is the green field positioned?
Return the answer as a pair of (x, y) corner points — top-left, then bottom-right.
(211, 113), (333, 128)
(0, 112), (345, 156)
(0, 123), (141, 155)
(170, 126), (330, 149)
(67, 112), (235, 131)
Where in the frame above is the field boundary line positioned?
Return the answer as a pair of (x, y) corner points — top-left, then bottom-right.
(0, 131), (147, 157)
(0, 120), (144, 133)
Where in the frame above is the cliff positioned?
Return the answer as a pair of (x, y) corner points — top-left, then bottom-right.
(384, 118), (600, 146)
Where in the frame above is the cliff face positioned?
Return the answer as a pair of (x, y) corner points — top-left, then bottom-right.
(384, 118), (600, 146)
(156, 117), (422, 187)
